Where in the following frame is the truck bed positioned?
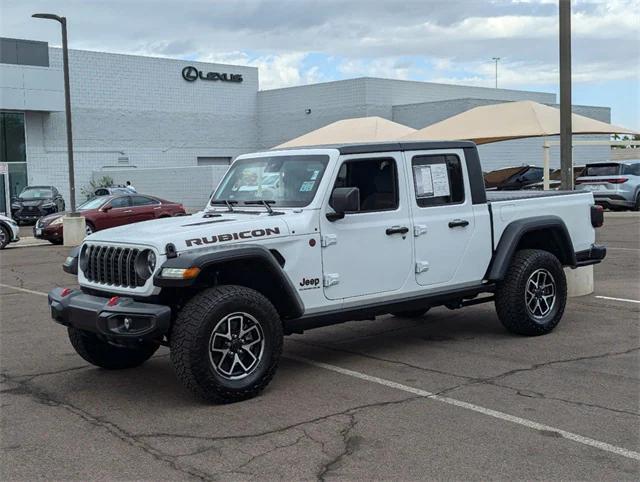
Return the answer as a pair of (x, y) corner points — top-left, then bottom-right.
(486, 190), (581, 203)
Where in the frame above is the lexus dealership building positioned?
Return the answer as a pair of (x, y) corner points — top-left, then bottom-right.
(0, 37), (610, 211)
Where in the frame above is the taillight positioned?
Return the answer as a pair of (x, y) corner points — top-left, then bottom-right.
(591, 205), (604, 228)
(605, 178), (628, 184)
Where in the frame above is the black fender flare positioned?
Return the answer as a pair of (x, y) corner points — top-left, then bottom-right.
(486, 215), (577, 281)
(154, 244), (304, 319)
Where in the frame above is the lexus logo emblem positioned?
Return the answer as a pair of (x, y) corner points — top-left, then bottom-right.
(181, 66), (243, 83)
(182, 66), (198, 81)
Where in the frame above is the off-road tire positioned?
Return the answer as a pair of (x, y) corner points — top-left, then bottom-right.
(170, 285), (283, 404)
(0, 225), (9, 249)
(68, 327), (159, 369)
(495, 249), (567, 336)
(391, 308), (430, 318)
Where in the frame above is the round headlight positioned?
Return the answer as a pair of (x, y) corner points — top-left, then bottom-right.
(79, 245), (90, 272)
(134, 249), (156, 280)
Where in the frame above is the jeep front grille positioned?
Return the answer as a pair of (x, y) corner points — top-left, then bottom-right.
(83, 245), (145, 288)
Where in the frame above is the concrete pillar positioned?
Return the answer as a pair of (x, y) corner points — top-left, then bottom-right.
(565, 265), (594, 297)
(63, 215), (86, 246)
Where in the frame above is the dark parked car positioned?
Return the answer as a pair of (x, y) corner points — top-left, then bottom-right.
(34, 193), (186, 244)
(11, 185), (65, 224)
(522, 166), (585, 191)
(484, 166), (543, 190)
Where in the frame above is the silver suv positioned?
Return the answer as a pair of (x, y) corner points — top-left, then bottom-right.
(576, 160), (640, 211)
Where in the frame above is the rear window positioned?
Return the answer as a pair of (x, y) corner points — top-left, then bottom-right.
(584, 164), (621, 177)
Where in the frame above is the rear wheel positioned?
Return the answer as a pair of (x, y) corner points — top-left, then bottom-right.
(68, 328), (159, 369)
(495, 249), (567, 336)
(391, 308), (430, 319)
(170, 285), (283, 403)
(632, 193), (640, 212)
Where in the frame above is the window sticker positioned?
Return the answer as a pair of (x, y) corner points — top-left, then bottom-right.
(299, 180), (315, 192)
(413, 165), (434, 198)
(430, 163), (451, 197)
(310, 170), (319, 180)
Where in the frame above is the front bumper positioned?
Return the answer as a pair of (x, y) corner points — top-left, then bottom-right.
(48, 287), (172, 342)
(13, 207), (55, 223)
(34, 223), (62, 241)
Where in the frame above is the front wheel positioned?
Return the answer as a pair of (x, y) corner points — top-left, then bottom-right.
(85, 222), (95, 236)
(170, 285), (283, 403)
(68, 328), (159, 369)
(495, 249), (567, 336)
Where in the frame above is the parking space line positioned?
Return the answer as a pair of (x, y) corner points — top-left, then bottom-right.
(595, 295), (640, 304)
(0, 283), (48, 297)
(607, 247), (640, 252)
(288, 355), (640, 462)
(3, 282), (638, 462)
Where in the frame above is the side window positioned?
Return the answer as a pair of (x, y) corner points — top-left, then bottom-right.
(332, 158), (398, 213)
(412, 154), (465, 207)
(132, 195), (159, 206)
(109, 196), (130, 209)
(623, 163), (640, 176)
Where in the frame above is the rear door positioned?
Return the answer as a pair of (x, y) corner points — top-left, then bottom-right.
(407, 150), (477, 286)
(130, 195), (160, 222)
(319, 153), (413, 300)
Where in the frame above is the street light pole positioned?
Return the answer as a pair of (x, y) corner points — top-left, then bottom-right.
(32, 13), (77, 214)
(559, 0), (573, 190)
(492, 57), (500, 88)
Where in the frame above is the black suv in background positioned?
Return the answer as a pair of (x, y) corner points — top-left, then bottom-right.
(484, 165), (543, 190)
(11, 186), (65, 224)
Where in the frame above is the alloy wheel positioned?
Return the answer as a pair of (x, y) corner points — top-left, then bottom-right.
(208, 312), (265, 380)
(525, 268), (556, 320)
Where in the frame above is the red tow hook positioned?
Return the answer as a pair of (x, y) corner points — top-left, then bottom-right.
(60, 288), (73, 297)
(107, 296), (120, 307)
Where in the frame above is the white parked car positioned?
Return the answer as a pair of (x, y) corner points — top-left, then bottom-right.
(49, 141), (606, 403)
(0, 214), (20, 249)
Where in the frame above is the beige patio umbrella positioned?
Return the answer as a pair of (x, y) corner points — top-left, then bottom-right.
(274, 116), (416, 148)
(402, 100), (636, 144)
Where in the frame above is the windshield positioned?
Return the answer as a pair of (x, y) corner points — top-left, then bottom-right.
(19, 187), (53, 199)
(78, 197), (107, 210)
(584, 164), (621, 177)
(212, 155), (330, 207)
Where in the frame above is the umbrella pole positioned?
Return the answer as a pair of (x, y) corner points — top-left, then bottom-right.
(543, 139), (550, 190)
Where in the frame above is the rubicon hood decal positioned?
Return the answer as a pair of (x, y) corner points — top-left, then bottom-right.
(186, 227), (281, 247)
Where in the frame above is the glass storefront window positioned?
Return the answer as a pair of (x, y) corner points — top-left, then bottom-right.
(0, 112), (28, 202)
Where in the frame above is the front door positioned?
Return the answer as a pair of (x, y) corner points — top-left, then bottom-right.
(320, 154), (413, 300)
(408, 151), (476, 286)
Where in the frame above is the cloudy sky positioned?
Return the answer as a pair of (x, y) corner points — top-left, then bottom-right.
(2, 0), (638, 128)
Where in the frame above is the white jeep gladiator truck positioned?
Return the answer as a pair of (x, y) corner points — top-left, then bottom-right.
(49, 141), (606, 403)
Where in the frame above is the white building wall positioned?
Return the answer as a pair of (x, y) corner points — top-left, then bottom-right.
(26, 48), (259, 206)
(257, 77), (557, 149)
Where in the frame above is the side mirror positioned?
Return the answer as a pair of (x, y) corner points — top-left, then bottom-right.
(326, 187), (360, 222)
(101, 204), (112, 212)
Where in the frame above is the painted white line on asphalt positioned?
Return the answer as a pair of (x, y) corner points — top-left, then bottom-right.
(607, 247), (640, 252)
(4, 283), (638, 461)
(288, 355), (640, 462)
(595, 295), (640, 304)
(0, 283), (48, 297)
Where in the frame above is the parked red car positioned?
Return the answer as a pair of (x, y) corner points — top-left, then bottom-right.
(34, 193), (186, 244)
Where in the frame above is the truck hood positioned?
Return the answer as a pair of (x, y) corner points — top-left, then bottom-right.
(84, 212), (291, 253)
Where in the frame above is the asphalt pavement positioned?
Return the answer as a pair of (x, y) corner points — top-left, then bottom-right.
(1, 213), (638, 480)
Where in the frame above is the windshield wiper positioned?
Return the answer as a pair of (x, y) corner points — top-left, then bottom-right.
(209, 200), (238, 212)
(244, 200), (281, 215)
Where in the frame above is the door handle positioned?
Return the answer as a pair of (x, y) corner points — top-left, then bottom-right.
(448, 219), (469, 228)
(124, 210), (133, 213)
(386, 226), (409, 235)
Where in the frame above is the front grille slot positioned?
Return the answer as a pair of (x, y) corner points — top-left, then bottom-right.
(84, 244), (145, 288)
